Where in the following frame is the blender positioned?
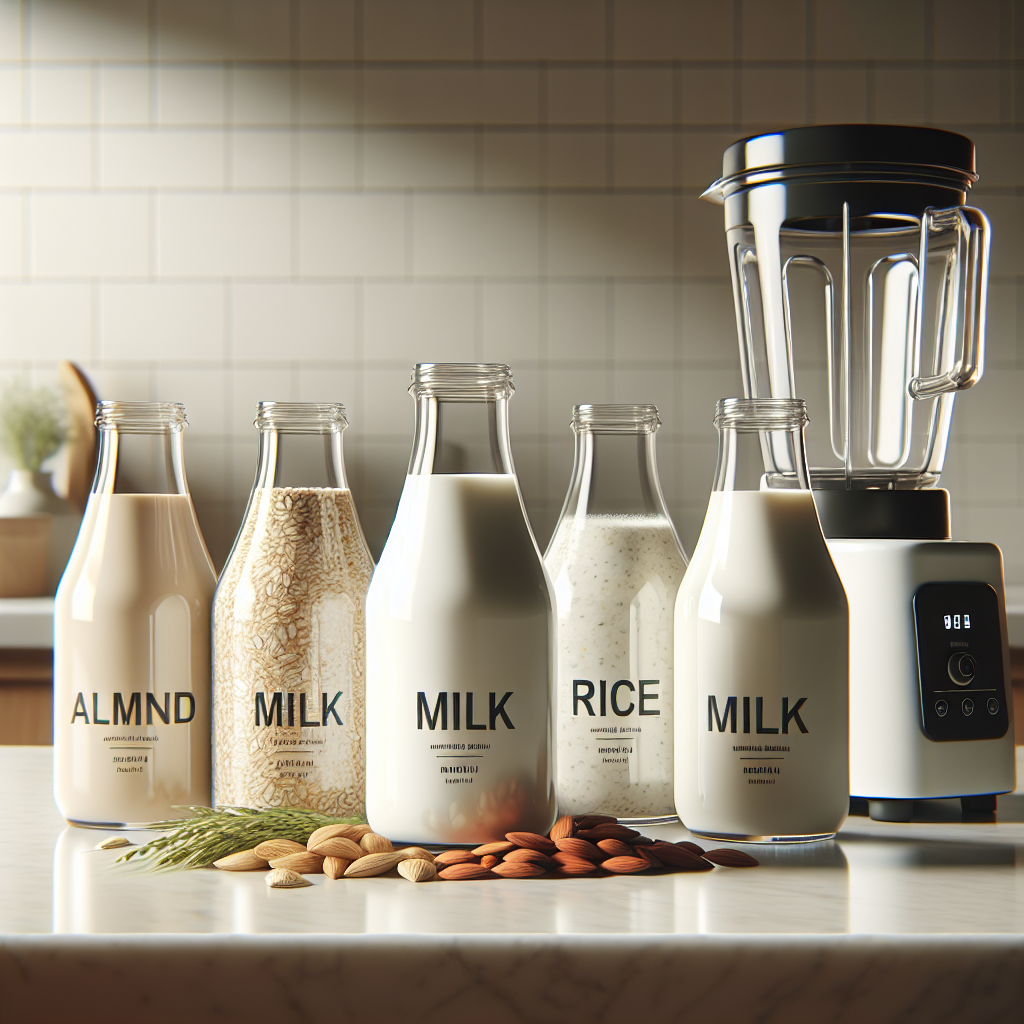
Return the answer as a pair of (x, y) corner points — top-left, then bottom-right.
(703, 125), (1015, 821)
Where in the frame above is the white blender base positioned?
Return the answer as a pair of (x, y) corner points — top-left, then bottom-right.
(828, 539), (1016, 804)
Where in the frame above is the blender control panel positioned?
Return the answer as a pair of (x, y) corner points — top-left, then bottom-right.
(913, 583), (1009, 742)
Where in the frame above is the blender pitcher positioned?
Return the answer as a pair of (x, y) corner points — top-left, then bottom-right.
(703, 124), (989, 533)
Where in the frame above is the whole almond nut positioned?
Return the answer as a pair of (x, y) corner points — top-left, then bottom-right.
(596, 838), (632, 858)
(323, 856), (351, 880)
(254, 839), (307, 860)
(702, 849), (760, 868)
(344, 852), (403, 878)
(677, 841), (706, 856)
(438, 863), (496, 881)
(504, 848), (554, 866)
(576, 824), (639, 841)
(307, 824), (367, 850)
(548, 815), (575, 842)
(551, 851), (589, 866)
(552, 857), (598, 875)
(395, 847), (435, 862)
(505, 831), (557, 852)
(628, 835), (655, 846)
(360, 833), (394, 854)
(310, 836), (363, 860)
(479, 855), (499, 869)
(214, 849), (270, 871)
(554, 837), (603, 861)
(601, 856), (650, 874)
(266, 868), (310, 888)
(398, 859), (437, 883)
(574, 814), (617, 829)
(268, 851), (325, 874)
(434, 849), (479, 867)
(472, 841), (516, 857)
(636, 846), (662, 868)
(492, 860), (546, 878)
(650, 843), (712, 871)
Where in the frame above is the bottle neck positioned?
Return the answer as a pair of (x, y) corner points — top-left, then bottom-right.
(559, 429), (671, 517)
(254, 429), (349, 489)
(92, 429), (189, 496)
(713, 425), (811, 492)
(408, 397), (515, 475)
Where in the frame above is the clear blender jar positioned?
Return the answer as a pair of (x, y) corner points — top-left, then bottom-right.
(703, 124), (990, 537)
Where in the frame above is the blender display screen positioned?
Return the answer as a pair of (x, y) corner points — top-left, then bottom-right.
(943, 614), (971, 630)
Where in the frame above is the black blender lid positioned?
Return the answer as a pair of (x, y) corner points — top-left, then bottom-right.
(704, 124), (977, 203)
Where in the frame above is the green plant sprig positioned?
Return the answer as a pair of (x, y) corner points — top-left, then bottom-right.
(118, 805), (366, 871)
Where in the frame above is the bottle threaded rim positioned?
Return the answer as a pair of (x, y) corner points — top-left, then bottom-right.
(95, 401), (187, 432)
(572, 404), (661, 433)
(714, 398), (809, 431)
(410, 363), (514, 400)
(255, 402), (348, 432)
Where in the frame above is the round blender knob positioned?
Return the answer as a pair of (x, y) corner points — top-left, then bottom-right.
(947, 652), (976, 685)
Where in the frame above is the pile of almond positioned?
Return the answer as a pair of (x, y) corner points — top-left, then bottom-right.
(213, 814), (757, 887)
(432, 814), (758, 880)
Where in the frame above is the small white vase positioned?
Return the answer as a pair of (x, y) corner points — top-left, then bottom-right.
(0, 470), (83, 593)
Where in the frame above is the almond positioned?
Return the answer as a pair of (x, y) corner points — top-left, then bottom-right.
(268, 851), (325, 874)
(505, 831), (557, 852)
(214, 849), (270, 871)
(702, 849), (759, 868)
(480, 855), (500, 869)
(395, 846), (435, 862)
(628, 836), (655, 846)
(344, 852), (403, 878)
(472, 841), (516, 857)
(552, 857), (598, 875)
(573, 814), (617, 829)
(549, 815), (575, 842)
(266, 868), (311, 888)
(576, 824), (639, 841)
(492, 860), (546, 878)
(254, 838), (307, 860)
(554, 837), (603, 861)
(596, 838), (633, 858)
(600, 856), (650, 874)
(360, 832), (394, 854)
(306, 824), (367, 850)
(648, 843), (712, 871)
(398, 858), (437, 883)
(323, 856), (351, 880)
(636, 846), (663, 868)
(434, 849), (479, 867)
(504, 848), (555, 866)
(438, 863), (496, 881)
(309, 836), (363, 860)
(677, 841), (706, 856)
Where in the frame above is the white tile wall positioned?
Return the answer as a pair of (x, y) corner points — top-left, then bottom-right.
(0, 0), (1021, 585)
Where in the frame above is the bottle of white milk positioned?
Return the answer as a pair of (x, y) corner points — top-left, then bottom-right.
(54, 402), (216, 826)
(213, 403), (374, 818)
(545, 405), (687, 822)
(674, 399), (849, 842)
(365, 363), (556, 844)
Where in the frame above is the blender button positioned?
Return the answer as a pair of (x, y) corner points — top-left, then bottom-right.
(987, 698), (999, 716)
(962, 698), (975, 717)
(935, 700), (948, 717)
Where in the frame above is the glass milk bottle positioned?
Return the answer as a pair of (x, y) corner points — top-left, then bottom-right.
(213, 403), (373, 817)
(366, 363), (556, 844)
(674, 399), (849, 842)
(54, 402), (216, 826)
(545, 405), (687, 823)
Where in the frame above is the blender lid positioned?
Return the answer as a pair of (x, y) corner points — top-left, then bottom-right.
(703, 124), (977, 204)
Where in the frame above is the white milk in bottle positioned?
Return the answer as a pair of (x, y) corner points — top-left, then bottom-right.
(54, 402), (216, 826)
(365, 363), (556, 844)
(675, 399), (849, 842)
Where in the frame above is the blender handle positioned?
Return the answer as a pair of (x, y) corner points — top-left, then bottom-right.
(910, 206), (991, 400)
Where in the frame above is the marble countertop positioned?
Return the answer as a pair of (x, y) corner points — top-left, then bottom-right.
(2, 747), (1023, 1023)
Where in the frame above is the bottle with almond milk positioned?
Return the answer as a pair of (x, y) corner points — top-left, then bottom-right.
(365, 363), (556, 844)
(54, 402), (216, 827)
(674, 399), (849, 842)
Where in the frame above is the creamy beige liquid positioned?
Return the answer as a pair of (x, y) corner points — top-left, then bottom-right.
(674, 490), (849, 840)
(54, 493), (216, 826)
(213, 487), (373, 817)
(366, 474), (556, 845)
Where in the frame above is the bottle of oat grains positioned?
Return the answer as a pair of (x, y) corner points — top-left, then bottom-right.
(213, 403), (374, 816)
(545, 405), (687, 823)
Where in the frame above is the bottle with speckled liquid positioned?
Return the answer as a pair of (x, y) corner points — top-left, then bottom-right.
(545, 405), (688, 823)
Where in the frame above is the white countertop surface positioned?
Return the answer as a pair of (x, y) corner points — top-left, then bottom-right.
(1, 747), (1023, 1023)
